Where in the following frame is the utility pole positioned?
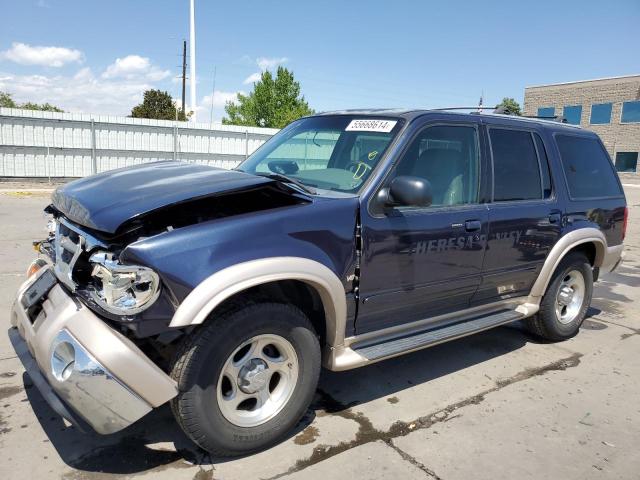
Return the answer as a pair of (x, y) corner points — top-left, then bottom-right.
(210, 66), (217, 125)
(189, 0), (197, 122)
(181, 40), (187, 118)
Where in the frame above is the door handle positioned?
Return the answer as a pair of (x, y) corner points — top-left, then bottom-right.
(465, 220), (482, 232)
(549, 212), (562, 224)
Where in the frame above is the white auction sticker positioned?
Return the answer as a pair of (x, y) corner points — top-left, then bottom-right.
(345, 119), (397, 133)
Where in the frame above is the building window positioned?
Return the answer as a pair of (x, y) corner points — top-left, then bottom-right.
(615, 152), (638, 173)
(590, 103), (612, 125)
(537, 107), (555, 118)
(563, 105), (582, 125)
(621, 101), (640, 123)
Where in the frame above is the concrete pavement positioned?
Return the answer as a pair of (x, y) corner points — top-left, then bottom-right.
(0, 186), (639, 479)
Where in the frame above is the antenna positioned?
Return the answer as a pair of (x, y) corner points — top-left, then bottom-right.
(181, 40), (187, 117)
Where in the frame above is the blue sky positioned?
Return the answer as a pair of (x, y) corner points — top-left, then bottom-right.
(1, 0), (639, 121)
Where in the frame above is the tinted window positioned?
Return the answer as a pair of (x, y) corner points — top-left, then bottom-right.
(393, 125), (479, 207)
(538, 107), (555, 118)
(533, 133), (553, 198)
(563, 105), (582, 125)
(556, 135), (622, 199)
(621, 101), (640, 123)
(615, 152), (638, 173)
(590, 103), (612, 124)
(490, 129), (541, 202)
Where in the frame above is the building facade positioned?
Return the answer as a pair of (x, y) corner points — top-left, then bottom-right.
(524, 75), (640, 173)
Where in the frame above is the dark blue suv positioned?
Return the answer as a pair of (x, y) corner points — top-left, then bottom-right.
(9, 109), (627, 456)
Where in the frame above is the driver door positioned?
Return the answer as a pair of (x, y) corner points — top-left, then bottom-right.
(356, 121), (489, 334)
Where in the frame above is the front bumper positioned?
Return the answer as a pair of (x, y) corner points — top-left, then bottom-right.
(9, 266), (178, 434)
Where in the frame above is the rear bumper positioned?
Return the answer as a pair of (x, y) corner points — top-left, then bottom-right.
(602, 244), (624, 273)
(9, 266), (178, 434)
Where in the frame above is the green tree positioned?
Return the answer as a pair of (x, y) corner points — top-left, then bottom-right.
(495, 97), (522, 116)
(1, 91), (64, 111)
(131, 89), (187, 121)
(0, 91), (17, 108)
(223, 67), (313, 128)
(20, 102), (64, 112)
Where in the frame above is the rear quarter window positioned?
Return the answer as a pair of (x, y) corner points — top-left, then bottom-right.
(555, 134), (623, 199)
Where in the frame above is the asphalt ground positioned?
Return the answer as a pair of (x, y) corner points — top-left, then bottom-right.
(0, 183), (639, 479)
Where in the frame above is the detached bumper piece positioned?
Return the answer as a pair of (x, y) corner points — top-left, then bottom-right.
(9, 266), (178, 434)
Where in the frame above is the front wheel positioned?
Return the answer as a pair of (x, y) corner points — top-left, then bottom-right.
(170, 302), (321, 456)
(527, 252), (593, 341)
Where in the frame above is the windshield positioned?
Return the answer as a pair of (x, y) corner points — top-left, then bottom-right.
(237, 115), (404, 193)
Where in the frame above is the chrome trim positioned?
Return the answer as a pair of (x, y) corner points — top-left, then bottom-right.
(53, 221), (84, 291)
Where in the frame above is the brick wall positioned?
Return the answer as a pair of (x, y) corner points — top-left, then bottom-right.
(523, 76), (640, 172)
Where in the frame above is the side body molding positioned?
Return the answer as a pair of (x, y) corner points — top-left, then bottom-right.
(170, 257), (348, 348)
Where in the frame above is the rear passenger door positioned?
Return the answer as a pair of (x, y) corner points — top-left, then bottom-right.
(472, 122), (562, 305)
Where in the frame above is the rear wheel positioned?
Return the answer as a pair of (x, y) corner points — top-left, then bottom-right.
(527, 252), (593, 341)
(170, 302), (321, 456)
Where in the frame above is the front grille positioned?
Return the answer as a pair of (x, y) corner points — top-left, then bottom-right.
(53, 221), (86, 291)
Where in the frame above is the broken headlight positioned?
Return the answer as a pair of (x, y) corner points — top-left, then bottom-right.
(88, 252), (160, 315)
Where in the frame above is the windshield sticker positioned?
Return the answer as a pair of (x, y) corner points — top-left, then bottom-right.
(345, 119), (397, 133)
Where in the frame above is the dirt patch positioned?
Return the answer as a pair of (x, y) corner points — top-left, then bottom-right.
(0, 385), (23, 401)
(387, 396), (400, 404)
(294, 425), (320, 445)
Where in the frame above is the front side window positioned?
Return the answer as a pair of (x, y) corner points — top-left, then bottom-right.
(556, 135), (623, 199)
(490, 129), (542, 202)
(621, 101), (640, 123)
(563, 105), (582, 125)
(391, 125), (480, 207)
(238, 115), (403, 193)
(538, 107), (555, 118)
(590, 103), (612, 124)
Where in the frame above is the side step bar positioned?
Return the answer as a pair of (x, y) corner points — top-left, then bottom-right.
(353, 309), (524, 361)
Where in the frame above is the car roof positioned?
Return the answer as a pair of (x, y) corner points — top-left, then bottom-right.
(315, 108), (588, 134)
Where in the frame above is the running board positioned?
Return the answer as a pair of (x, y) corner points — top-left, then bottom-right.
(353, 309), (524, 362)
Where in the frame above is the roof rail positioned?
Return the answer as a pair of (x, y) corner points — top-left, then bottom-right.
(522, 115), (568, 123)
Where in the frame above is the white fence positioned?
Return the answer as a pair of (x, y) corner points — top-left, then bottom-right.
(0, 108), (279, 178)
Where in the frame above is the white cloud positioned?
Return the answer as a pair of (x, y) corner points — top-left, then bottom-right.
(257, 56), (288, 71)
(0, 68), (156, 115)
(243, 56), (288, 85)
(198, 90), (244, 122)
(201, 90), (242, 108)
(0, 42), (83, 68)
(102, 55), (170, 81)
(243, 72), (262, 85)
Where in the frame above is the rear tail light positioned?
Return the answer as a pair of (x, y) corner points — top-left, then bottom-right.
(622, 206), (629, 241)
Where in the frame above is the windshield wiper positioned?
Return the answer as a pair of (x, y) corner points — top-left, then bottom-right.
(256, 173), (316, 195)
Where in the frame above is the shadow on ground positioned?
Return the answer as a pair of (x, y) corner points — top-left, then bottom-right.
(22, 320), (604, 475)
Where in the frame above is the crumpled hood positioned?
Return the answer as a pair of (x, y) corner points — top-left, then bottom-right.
(51, 161), (275, 234)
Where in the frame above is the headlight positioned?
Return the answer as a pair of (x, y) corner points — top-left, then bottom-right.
(88, 252), (160, 315)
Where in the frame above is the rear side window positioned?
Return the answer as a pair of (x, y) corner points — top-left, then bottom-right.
(555, 135), (623, 199)
(490, 129), (542, 201)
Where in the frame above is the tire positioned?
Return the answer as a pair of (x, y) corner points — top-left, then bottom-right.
(170, 302), (321, 456)
(527, 252), (593, 341)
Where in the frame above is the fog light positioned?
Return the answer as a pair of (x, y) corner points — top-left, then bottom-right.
(26, 258), (48, 278)
(51, 341), (75, 382)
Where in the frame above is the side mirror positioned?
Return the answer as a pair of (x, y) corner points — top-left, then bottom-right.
(387, 176), (432, 207)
